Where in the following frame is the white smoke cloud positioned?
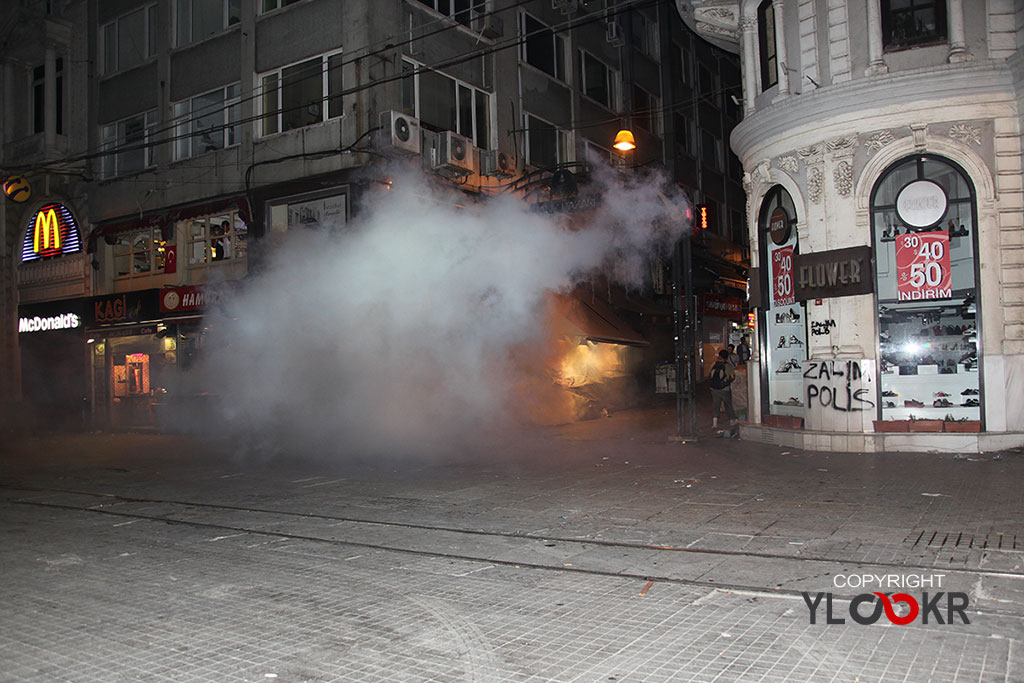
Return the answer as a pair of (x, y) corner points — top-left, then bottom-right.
(199, 164), (691, 459)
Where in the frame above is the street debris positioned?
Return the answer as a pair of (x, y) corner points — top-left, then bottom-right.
(639, 581), (654, 596)
(921, 493), (944, 497)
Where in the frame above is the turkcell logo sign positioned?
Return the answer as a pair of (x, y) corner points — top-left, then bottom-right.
(18, 313), (81, 333)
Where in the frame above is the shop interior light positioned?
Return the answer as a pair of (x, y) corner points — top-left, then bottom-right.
(613, 129), (636, 152)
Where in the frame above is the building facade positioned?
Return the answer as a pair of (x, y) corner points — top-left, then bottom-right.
(2, 0), (747, 432)
(681, 0), (1024, 452)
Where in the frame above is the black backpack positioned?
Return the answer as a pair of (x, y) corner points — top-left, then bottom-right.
(708, 362), (732, 390)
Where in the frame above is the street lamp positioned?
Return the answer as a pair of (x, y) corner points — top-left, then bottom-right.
(613, 129), (697, 440)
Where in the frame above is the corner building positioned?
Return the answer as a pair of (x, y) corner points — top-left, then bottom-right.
(680, 0), (1024, 451)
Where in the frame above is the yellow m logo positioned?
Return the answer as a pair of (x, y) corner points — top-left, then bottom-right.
(33, 208), (61, 252)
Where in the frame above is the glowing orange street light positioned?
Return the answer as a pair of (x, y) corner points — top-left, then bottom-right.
(613, 129), (636, 152)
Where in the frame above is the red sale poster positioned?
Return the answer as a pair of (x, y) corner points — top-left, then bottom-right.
(895, 231), (951, 301)
(771, 245), (795, 307)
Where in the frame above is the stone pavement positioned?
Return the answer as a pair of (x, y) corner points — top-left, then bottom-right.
(1, 404), (1022, 682)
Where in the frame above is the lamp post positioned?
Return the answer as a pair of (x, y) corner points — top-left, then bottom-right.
(615, 127), (697, 439)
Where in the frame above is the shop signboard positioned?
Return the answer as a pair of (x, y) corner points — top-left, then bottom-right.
(700, 293), (744, 320)
(793, 246), (873, 301)
(86, 290), (160, 327)
(17, 299), (86, 334)
(21, 203), (82, 262)
(771, 245), (795, 307)
(895, 231), (951, 301)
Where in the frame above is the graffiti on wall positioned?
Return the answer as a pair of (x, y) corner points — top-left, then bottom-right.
(811, 319), (837, 336)
(803, 360), (875, 412)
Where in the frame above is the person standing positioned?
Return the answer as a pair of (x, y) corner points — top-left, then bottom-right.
(708, 349), (737, 435)
(737, 336), (751, 366)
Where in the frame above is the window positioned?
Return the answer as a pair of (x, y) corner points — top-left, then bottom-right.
(579, 50), (617, 109)
(673, 112), (691, 156)
(175, 0), (240, 46)
(186, 212), (248, 265)
(700, 130), (720, 170)
(101, 4), (157, 74)
(757, 0), (777, 91)
(32, 58), (63, 135)
(521, 12), (566, 80)
(671, 42), (691, 85)
(881, 0), (947, 50)
(261, 0), (302, 11)
(401, 58), (493, 149)
(173, 84), (241, 159)
(632, 85), (660, 135)
(414, 0), (487, 28)
(525, 113), (569, 169)
(631, 12), (658, 61)
(101, 110), (158, 178)
(260, 52), (344, 136)
(112, 228), (165, 278)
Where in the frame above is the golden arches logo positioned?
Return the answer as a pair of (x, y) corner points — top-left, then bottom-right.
(33, 208), (61, 253)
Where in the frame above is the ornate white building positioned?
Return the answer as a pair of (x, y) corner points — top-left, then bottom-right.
(679, 0), (1024, 452)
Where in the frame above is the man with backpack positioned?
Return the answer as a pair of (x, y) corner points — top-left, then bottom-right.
(708, 349), (737, 436)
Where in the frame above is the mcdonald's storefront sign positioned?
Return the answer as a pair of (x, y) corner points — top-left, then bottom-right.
(21, 203), (82, 262)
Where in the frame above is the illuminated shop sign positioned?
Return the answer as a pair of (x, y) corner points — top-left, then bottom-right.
(793, 246), (874, 301)
(18, 312), (81, 333)
(21, 203), (82, 262)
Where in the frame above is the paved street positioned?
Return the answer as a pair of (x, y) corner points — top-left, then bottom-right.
(2, 405), (1023, 682)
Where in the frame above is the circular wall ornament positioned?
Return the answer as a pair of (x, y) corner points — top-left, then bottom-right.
(896, 180), (947, 228)
(769, 206), (791, 245)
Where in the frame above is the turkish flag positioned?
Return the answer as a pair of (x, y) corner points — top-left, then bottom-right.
(164, 245), (177, 274)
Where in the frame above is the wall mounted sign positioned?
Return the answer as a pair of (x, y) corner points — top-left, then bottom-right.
(793, 246), (874, 301)
(769, 206), (791, 245)
(18, 312), (81, 333)
(4, 175), (32, 202)
(86, 290), (159, 327)
(17, 299), (86, 334)
(700, 293), (744, 320)
(771, 245), (796, 307)
(21, 203), (82, 262)
(896, 180), (947, 228)
(895, 231), (951, 301)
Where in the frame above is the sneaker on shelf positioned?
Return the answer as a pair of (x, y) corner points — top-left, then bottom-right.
(961, 388), (979, 395)
(885, 401), (896, 408)
(788, 307), (801, 322)
(904, 399), (924, 408)
(881, 390), (899, 397)
(933, 398), (953, 407)
(778, 336), (787, 348)
(789, 335), (804, 346)
(962, 398), (980, 407)
(962, 325), (976, 336)
(934, 391), (950, 397)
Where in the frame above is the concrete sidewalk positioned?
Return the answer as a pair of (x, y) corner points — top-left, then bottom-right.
(1, 409), (1022, 681)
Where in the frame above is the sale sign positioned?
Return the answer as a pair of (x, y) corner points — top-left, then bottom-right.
(772, 245), (795, 306)
(896, 231), (951, 301)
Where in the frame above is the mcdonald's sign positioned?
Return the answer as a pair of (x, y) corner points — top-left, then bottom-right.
(21, 203), (82, 262)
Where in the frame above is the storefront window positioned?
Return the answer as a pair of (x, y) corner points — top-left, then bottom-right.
(872, 155), (980, 423)
(186, 211), (247, 265)
(759, 185), (806, 417)
(113, 228), (165, 279)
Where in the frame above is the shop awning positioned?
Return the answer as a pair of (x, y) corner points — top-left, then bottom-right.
(560, 291), (649, 346)
(87, 196), (251, 252)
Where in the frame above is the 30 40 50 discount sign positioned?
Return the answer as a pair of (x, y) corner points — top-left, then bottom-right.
(772, 245), (795, 306)
(896, 231), (951, 301)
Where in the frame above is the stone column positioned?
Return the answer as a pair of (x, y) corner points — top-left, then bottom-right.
(865, 0), (888, 75)
(741, 16), (757, 114)
(947, 0), (972, 63)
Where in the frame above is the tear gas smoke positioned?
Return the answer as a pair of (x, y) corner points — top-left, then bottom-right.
(199, 164), (691, 458)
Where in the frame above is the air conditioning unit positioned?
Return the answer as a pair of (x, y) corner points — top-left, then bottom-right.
(378, 110), (420, 155)
(479, 149), (516, 178)
(605, 20), (624, 47)
(432, 131), (475, 177)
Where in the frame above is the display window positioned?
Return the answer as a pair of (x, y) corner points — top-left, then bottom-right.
(871, 155), (980, 423)
(759, 186), (807, 417)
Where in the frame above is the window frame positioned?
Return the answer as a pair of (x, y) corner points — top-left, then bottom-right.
(258, 51), (344, 137)
(100, 4), (158, 75)
(30, 59), (63, 136)
(881, 0), (948, 51)
(172, 84), (241, 160)
(100, 110), (159, 179)
(631, 12), (659, 61)
(520, 11), (567, 82)
(261, 0), (303, 12)
(757, 0), (777, 92)
(524, 112), (570, 170)
(184, 210), (248, 266)
(111, 228), (165, 280)
(578, 49), (618, 110)
(401, 57), (493, 150)
(413, 0), (487, 28)
(174, 0), (241, 47)
(632, 84), (660, 136)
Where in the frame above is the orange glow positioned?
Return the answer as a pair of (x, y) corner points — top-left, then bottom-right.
(557, 340), (627, 388)
(613, 130), (636, 152)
